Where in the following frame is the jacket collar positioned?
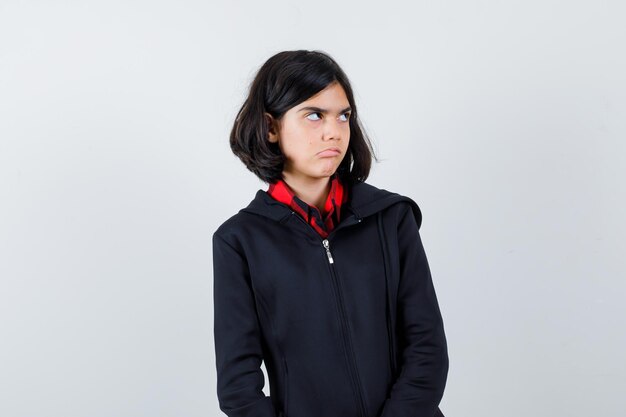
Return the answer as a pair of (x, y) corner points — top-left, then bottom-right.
(240, 180), (422, 230)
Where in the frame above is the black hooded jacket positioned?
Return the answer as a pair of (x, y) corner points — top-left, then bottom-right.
(212, 181), (449, 417)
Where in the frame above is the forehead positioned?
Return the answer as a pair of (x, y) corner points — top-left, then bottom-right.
(294, 82), (350, 110)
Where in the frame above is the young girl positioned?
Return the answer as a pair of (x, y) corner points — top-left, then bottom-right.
(213, 50), (448, 417)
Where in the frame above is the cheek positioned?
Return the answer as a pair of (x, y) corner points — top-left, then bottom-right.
(342, 127), (350, 149)
(282, 127), (314, 155)
(280, 137), (308, 161)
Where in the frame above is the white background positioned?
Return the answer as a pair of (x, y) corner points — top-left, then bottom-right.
(1, 1), (625, 416)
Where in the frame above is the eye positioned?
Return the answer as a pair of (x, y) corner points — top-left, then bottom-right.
(339, 112), (351, 122)
(306, 112), (322, 121)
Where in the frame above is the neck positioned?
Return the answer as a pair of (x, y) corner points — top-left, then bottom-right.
(281, 172), (332, 210)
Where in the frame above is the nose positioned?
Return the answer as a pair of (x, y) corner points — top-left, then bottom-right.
(322, 117), (345, 141)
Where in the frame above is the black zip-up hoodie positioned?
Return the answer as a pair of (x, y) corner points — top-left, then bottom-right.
(212, 181), (449, 417)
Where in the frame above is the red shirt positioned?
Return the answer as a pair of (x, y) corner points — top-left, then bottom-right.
(266, 173), (348, 238)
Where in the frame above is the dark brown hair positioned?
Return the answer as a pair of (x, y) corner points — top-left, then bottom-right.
(229, 49), (378, 185)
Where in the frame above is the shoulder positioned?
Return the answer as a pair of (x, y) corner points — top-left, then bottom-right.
(212, 211), (253, 249)
(387, 197), (423, 232)
(350, 181), (423, 230)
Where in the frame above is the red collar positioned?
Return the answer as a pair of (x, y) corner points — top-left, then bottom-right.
(266, 174), (348, 238)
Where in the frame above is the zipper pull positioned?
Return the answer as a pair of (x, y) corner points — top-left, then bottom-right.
(322, 239), (334, 264)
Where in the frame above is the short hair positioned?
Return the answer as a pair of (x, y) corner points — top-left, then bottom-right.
(229, 49), (378, 186)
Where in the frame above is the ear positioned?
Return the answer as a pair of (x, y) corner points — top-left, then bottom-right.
(265, 112), (279, 143)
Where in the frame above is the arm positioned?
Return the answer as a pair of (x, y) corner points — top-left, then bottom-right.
(379, 204), (449, 417)
(213, 232), (277, 417)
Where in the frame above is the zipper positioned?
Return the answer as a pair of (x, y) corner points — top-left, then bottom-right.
(322, 239), (334, 263)
(323, 237), (368, 417)
(290, 212), (368, 417)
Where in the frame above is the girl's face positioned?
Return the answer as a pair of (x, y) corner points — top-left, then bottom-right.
(267, 81), (351, 184)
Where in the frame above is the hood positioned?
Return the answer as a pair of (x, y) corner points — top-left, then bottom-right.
(240, 181), (422, 230)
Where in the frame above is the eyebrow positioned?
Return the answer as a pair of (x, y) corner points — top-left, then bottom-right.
(297, 106), (352, 114)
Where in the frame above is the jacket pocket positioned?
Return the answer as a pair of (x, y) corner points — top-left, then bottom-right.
(282, 356), (289, 417)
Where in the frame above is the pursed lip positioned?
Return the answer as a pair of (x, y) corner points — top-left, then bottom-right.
(317, 147), (341, 155)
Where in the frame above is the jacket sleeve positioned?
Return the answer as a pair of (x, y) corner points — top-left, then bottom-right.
(379, 204), (449, 417)
(213, 232), (277, 417)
